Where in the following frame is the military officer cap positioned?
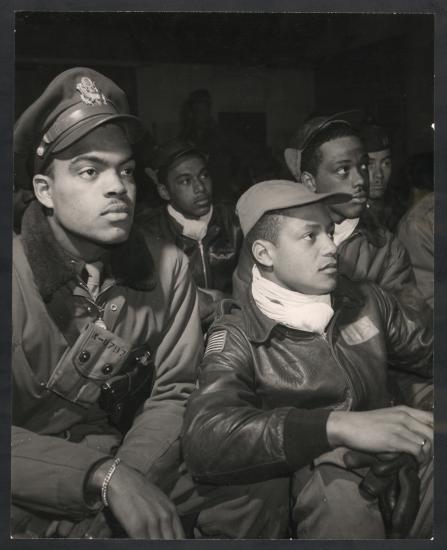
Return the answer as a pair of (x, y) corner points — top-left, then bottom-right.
(14, 67), (146, 189)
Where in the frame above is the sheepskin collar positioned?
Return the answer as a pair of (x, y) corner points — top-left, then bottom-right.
(20, 201), (156, 302)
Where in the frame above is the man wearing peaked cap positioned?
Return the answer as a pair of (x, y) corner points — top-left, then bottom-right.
(11, 67), (206, 538)
(182, 179), (433, 539)
(14, 68), (144, 188)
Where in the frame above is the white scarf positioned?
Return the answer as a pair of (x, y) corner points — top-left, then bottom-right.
(333, 217), (360, 246)
(251, 265), (334, 334)
(167, 204), (213, 242)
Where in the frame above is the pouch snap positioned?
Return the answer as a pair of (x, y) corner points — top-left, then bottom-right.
(79, 350), (91, 363)
(102, 363), (113, 375)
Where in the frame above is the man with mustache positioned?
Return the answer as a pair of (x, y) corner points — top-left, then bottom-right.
(12, 68), (203, 538)
(138, 140), (242, 328)
(183, 181), (433, 539)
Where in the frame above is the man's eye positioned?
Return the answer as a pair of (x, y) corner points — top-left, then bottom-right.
(328, 231), (334, 240)
(303, 233), (314, 241)
(179, 177), (191, 185)
(79, 168), (97, 179)
(121, 166), (135, 177)
(200, 171), (210, 181)
(336, 167), (349, 176)
(360, 163), (369, 172)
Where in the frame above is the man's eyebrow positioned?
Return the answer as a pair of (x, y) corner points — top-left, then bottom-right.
(174, 172), (192, 180)
(332, 158), (353, 165)
(69, 154), (135, 166)
(298, 222), (325, 231)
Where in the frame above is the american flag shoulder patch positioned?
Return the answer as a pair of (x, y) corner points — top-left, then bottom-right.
(204, 330), (227, 357)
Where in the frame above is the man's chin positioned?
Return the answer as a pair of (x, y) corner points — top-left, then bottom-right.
(369, 189), (386, 200)
(95, 228), (132, 246)
(194, 204), (211, 217)
(335, 203), (365, 220)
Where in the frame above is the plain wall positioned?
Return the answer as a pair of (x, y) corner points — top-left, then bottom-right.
(136, 63), (315, 156)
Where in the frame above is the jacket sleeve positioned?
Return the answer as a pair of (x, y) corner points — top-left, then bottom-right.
(12, 425), (107, 518)
(117, 247), (203, 480)
(376, 232), (416, 293)
(232, 240), (253, 302)
(11, 246), (111, 518)
(371, 284), (432, 377)
(182, 323), (331, 485)
(397, 211), (434, 308)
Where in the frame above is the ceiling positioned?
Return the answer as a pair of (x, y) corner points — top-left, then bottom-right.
(15, 11), (432, 69)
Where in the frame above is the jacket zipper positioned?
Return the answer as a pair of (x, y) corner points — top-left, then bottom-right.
(198, 241), (209, 288)
(320, 311), (356, 409)
(79, 280), (112, 327)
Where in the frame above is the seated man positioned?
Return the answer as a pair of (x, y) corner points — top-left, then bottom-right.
(12, 68), (203, 538)
(397, 191), (434, 309)
(233, 112), (431, 408)
(183, 181), (433, 539)
(358, 123), (394, 228)
(138, 140), (242, 329)
(234, 112), (415, 301)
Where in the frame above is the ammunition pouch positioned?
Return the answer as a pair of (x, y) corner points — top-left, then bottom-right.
(45, 322), (155, 432)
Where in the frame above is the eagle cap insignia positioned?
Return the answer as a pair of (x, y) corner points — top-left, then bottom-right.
(76, 77), (108, 105)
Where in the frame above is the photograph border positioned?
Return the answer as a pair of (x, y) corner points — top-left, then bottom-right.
(1, 0), (446, 548)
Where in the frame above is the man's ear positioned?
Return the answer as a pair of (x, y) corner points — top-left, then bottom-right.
(301, 171), (317, 193)
(33, 174), (54, 209)
(156, 184), (170, 202)
(284, 148), (300, 180)
(252, 239), (275, 269)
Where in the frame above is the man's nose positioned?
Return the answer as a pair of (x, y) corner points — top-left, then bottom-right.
(323, 235), (337, 255)
(192, 177), (206, 194)
(353, 166), (366, 190)
(105, 171), (127, 195)
(371, 165), (383, 180)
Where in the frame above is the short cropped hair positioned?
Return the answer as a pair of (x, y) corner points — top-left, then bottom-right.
(301, 123), (361, 176)
(245, 209), (287, 269)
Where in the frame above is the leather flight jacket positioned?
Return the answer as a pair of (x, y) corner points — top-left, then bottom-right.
(138, 202), (242, 293)
(182, 277), (433, 485)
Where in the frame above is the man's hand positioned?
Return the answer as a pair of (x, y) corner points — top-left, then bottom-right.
(327, 406), (433, 463)
(88, 459), (185, 539)
(44, 513), (113, 538)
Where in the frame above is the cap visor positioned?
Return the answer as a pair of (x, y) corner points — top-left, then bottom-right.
(52, 113), (145, 153)
(265, 190), (353, 214)
(317, 191), (353, 205)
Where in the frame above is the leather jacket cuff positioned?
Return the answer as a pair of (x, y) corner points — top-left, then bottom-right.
(283, 408), (332, 470)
